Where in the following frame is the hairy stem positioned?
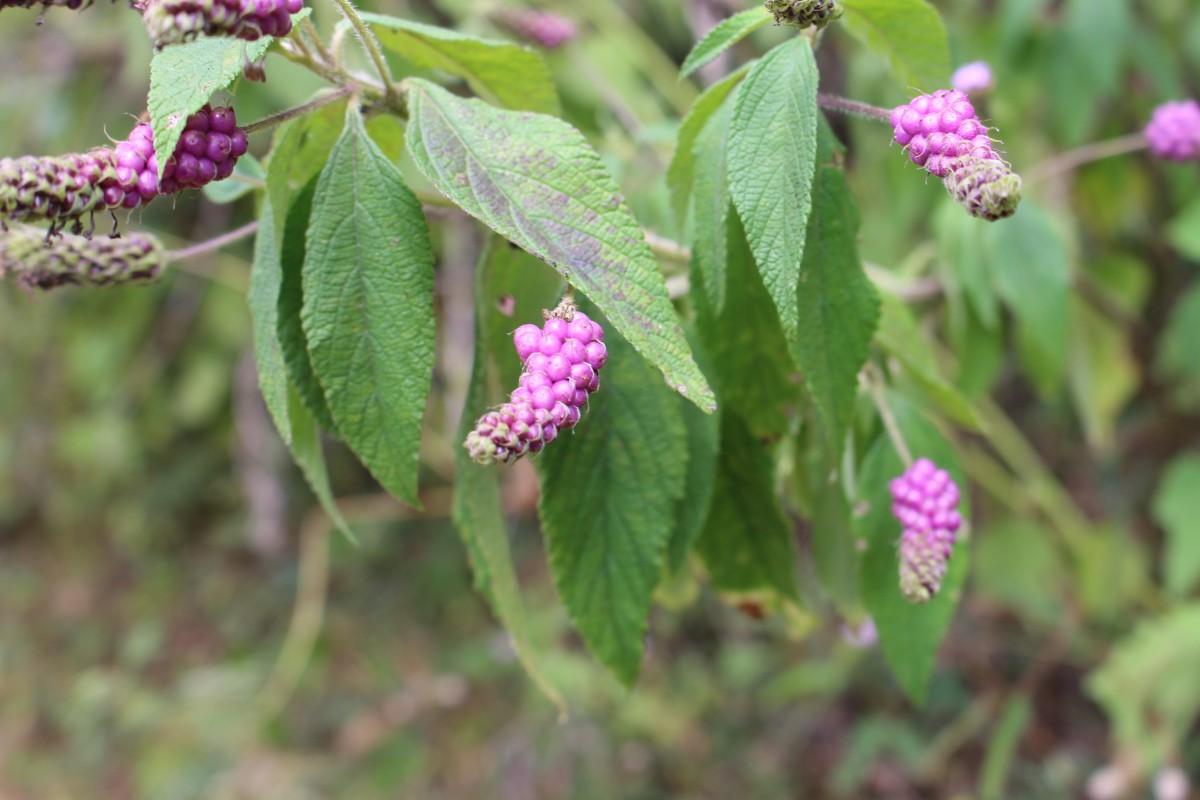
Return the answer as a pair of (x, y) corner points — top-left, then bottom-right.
(1024, 133), (1149, 186)
(243, 86), (356, 134)
(327, 0), (399, 106)
(817, 93), (893, 123)
(166, 221), (260, 262)
(866, 363), (914, 467)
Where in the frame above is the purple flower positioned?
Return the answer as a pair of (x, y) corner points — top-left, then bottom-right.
(951, 61), (994, 96)
(1145, 99), (1200, 162)
(889, 458), (963, 603)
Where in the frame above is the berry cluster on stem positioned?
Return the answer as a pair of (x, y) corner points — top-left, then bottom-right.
(889, 458), (963, 604)
(0, 222), (164, 290)
(465, 298), (607, 466)
(140, 0), (303, 47)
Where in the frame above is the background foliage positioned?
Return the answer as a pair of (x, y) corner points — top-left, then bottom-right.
(3, 0), (1200, 797)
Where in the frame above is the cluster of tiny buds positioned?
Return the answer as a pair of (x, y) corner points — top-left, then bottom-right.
(0, 0), (91, 11)
(141, 0), (303, 48)
(764, 0), (841, 29)
(1144, 99), (1200, 163)
(489, 8), (577, 49)
(0, 223), (164, 291)
(889, 457), (963, 604)
(465, 299), (607, 466)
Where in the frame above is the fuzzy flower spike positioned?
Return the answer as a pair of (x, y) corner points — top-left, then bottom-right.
(891, 88), (1022, 220)
(465, 298), (606, 466)
(764, 0), (842, 29)
(889, 457), (963, 604)
(1145, 99), (1200, 162)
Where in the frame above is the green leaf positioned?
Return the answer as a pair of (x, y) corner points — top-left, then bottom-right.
(666, 329), (720, 575)
(536, 307), (688, 685)
(1152, 454), (1200, 597)
(795, 166), (879, 453)
(452, 238), (565, 713)
(690, 91), (737, 313)
(1166, 197), (1200, 261)
(1067, 298), (1139, 451)
(680, 9), (771, 79)
(301, 106), (436, 507)
(979, 697), (1033, 800)
(278, 178), (338, 435)
(480, 241), (566, 392)
(264, 97), (348, 233)
(667, 66), (749, 228)
(1155, 282), (1200, 410)
(249, 196), (291, 444)
(857, 392), (968, 705)
(841, 0), (949, 91)
(811, 479), (860, 611)
(984, 202), (1071, 396)
(147, 9), (310, 180)
(201, 154), (263, 204)
(696, 412), (799, 600)
(285, 383), (354, 543)
(363, 13), (559, 115)
(935, 198), (998, 330)
(728, 37), (819, 353)
(405, 79), (714, 412)
(694, 209), (798, 438)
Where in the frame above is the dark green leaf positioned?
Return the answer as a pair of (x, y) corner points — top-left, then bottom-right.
(728, 37), (819, 352)
(690, 92), (737, 313)
(680, 9), (771, 79)
(841, 0), (949, 90)
(278, 178), (338, 435)
(301, 106), (436, 507)
(696, 412), (799, 600)
(264, 98), (348, 233)
(667, 66), (749, 228)
(537, 308), (688, 686)
(694, 209), (798, 438)
(147, 9), (310, 180)
(857, 392), (968, 705)
(249, 196), (291, 444)
(405, 79), (714, 411)
(795, 166), (879, 453)
(364, 13), (559, 115)
(285, 383), (354, 542)
(811, 481), (860, 611)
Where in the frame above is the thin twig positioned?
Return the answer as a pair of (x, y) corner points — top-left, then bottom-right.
(865, 363), (914, 467)
(243, 86), (356, 135)
(166, 221), (260, 262)
(1024, 133), (1148, 186)
(328, 0), (399, 106)
(817, 92), (893, 123)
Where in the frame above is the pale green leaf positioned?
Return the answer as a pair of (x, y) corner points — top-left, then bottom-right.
(146, 9), (310, 180)
(1155, 283), (1200, 410)
(264, 98), (348, 233)
(841, 0), (949, 91)
(795, 166), (879, 453)
(301, 106), (436, 507)
(201, 154), (263, 204)
(690, 93), (736, 313)
(858, 392), (969, 705)
(249, 196), (291, 444)
(680, 9), (770, 79)
(696, 412), (799, 600)
(1166, 197), (1200, 261)
(405, 79), (714, 411)
(1067, 298), (1139, 451)
(667, 66), (749, 228)
(728, 37), (819, 352)
(1152, 454), (1200, 597)
(536, 307), (688, 686)
(364, 13), (559, 115)
(285, 383), (354, 543)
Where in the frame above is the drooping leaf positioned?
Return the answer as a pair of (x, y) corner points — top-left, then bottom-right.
(452, 238), (565, 713)
(857, 392), (968, 705)
(694, 209), (798, 438)
(264, 98), (348, 233)
(536, 307), (688, 686)
(728, 37), (819, 353)
(249, 196), (291, 444)
(984, 202), (1071, 396)
(841, 0), (949, 91)
(666, 328), (721, 574)
(278, 178), (338, 435)
(285, 383), (354, 542)
(795, 166), (879, 453)
(690, 91), (737, 313)
(147, 9), (310, 180)
(1152, 454), (1200, 598)
(696, 412), (799, 600)
(680, 9), (771, 79)
(405, 79), (715, 412)
(301, 106), (436, 507)
(667, 66), (750, 228)
(363, 13), (559, 115)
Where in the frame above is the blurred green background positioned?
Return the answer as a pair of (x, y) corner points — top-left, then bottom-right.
(3, 0), (1200, 797)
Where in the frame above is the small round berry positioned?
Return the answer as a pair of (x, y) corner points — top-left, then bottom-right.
(562, 404), (581, 429)
(209, 107), (237, 135)
(511, 387), (533, 405)
(559, 337), (587, 364)
(566, 316), (595, 343)
(215, 158), (235, 180)
(551, 379), (576, 405)
(568, 362), (595, 390)
(174, 153), (201, 185)
(230, 129), (249, 158)
(186, 110), (210, 133)
(542, 422), (558, 444)
(548, 402), (569, 428)
(514, 324), (542, 359)
(206, 133), (233, 164)
(890, 104), (907, 129)
(543, 317), (569, 338)
(525, 352), (550, 373)
(545, 353), (572, 382)
(571, 389), (590, 407)
(894, 127), (913, 146)
(530, 385), (556, 410)
(520, 371), (553, 391)
(910, 95), (931, 114)
(584, 341), (607, 370)
(538, 333), (563, 356)
(179, 130), (208, 158)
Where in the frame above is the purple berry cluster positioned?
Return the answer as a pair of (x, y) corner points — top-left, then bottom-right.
(142, 0), (303, 47)
(890, 89), (997, 179)
(110, 106), (248, 209)
(1, 151), (117, 227)
(490, 8), (577, 49)
(889, 457), (963, 604)
(1144, 99), (1200, 163)
(465, 300), (607, 466)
